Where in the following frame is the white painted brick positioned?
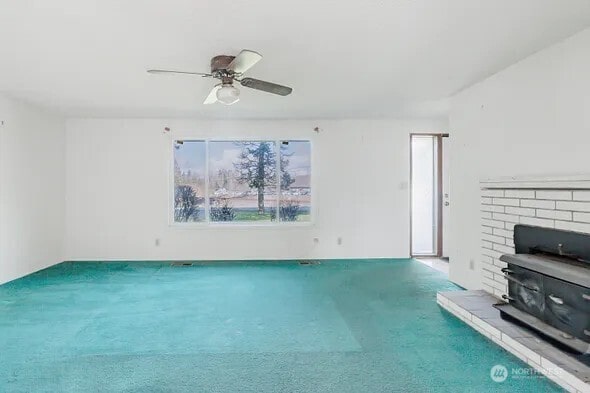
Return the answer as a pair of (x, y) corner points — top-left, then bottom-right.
(555, 220), (590, 234)
(447, 302), (472, 321)
(505, 206), (536, 217)
(556, 201), (590, 212)
(481, 204), (504, 213)
(481, 240), (493, 249)
(572, 190), (590, 201)
(481, 218), (505, 229)
(492, 273), (507, 285)
(505, 190), (535, 198)
(492, 212), (520, 223)
(500, 342), (529, 363)
(520, 216), (555, 228)
(493, 243), (514, 254)
(482, 248), (503, 259)
(493, 272), (506, 282)
(485, 270), (503, 280)
(504, 221), (516, 230)
(505, 237), (514, 247)
(573, 212), (590, 223)
(520, 199), (555, 209)
(482, 189), (504, 197)
(482, 264), (503, 276)
(536, 190), (572, 200)
(481, 211), (492, 219)
(540, 358), (587, 393)
(483, 276), (507, 292)
(481, 255), (493, 264)
(539, 358), (567, 381)
(481, 264), (497, 274)
(501, 335), (542, 365)
(491, 335), (516, 356)
(472, 315), (501, 338)
(493, 259), (507, 269)
(436, 293), (448, 306)
(481, 197), (493, 205)
(467, 319), (493, 339)
(492, 228), (513, 239)
(492, 287), (507, 298)
(482, 226), (493, 234)
(482, 233), (505, 244)
(536, 209), (572, 220)
(482, 283), (495, 294)
(482, 269), (494, 280)
(492, 197), (520, 206)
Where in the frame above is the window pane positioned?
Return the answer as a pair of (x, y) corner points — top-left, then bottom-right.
(280, 141), (311, 222)
(173, 141), (206, 222)
(209, 141), (277, 222)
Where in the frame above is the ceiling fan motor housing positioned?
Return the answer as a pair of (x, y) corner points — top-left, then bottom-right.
(210, 55), (235, 75)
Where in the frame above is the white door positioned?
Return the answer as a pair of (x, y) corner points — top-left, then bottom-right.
(441, 136), (450, 258)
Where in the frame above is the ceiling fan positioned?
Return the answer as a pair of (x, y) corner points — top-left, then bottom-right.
(147, 50), (292, 105)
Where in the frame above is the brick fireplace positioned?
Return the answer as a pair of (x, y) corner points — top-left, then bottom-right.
(480, 176), (590, 298)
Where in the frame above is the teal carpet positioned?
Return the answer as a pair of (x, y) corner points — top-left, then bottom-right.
(0, 259), (563, 392)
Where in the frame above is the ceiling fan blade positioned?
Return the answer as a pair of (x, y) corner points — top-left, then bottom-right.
(148, 69), (211, 77)
(228, 50), (262, 74)
(239, 78), (292, 96)
(203, 84), (221, 104)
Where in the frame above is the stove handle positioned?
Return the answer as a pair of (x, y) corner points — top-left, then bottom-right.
(548, 294), (564, 305)
(582, 294), (590, 301)
(502, 294), (515, 302)
(501, 270), (539, 292)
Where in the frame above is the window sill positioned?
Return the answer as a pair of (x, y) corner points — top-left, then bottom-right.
(169, 222), (315, 230)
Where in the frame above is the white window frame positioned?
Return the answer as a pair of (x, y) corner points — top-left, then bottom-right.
(169, 138), (314, 228)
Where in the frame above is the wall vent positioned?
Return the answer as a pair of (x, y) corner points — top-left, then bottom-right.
(298, 260), (321, 266)
(170, 262), (196, 267)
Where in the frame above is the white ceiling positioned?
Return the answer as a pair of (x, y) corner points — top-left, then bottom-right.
(1, 0), (590, 119)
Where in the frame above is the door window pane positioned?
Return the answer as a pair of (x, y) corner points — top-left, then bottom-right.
(173, 141), (206, 222)
(411, 135), (438, 255)
(279, 141), (311, 222)
(208, 141), (277, 222)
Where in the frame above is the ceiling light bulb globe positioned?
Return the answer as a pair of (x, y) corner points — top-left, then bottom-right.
(216, 85), (240, 105)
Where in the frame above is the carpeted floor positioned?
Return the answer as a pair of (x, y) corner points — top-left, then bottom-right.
(0, 259), (563, 392)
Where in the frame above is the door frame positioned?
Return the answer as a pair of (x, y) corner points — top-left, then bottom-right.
(409, 133), (449, 258)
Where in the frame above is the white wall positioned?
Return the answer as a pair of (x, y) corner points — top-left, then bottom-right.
(0, 94), (65, 284)
(449, 27), (590, 289)
(65, 118), (446, 262)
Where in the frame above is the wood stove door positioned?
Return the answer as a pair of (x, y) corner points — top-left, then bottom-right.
(543, 276), (590, 342)
(504, 264), (545, 320)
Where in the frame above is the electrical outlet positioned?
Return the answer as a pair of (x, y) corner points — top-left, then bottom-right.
(469, 259), (475, 270)
(313, 237), (319, 244)
(337, 237), (343, 245)
(155, 238), (160, 247)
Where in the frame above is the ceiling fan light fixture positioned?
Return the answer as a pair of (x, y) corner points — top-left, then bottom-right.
(216, 84), (240, 105)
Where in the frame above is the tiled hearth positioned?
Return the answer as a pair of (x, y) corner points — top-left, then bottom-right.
(437, 290), (590, 393)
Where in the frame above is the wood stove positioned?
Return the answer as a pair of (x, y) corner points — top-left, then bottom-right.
(494, 224), (590, 354)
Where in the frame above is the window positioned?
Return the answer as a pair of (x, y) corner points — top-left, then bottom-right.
(209, 141), (276, 222)
(173, 141), (206, 222)
(279, 141), (311, 222)
(172, 139), (312, 225)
